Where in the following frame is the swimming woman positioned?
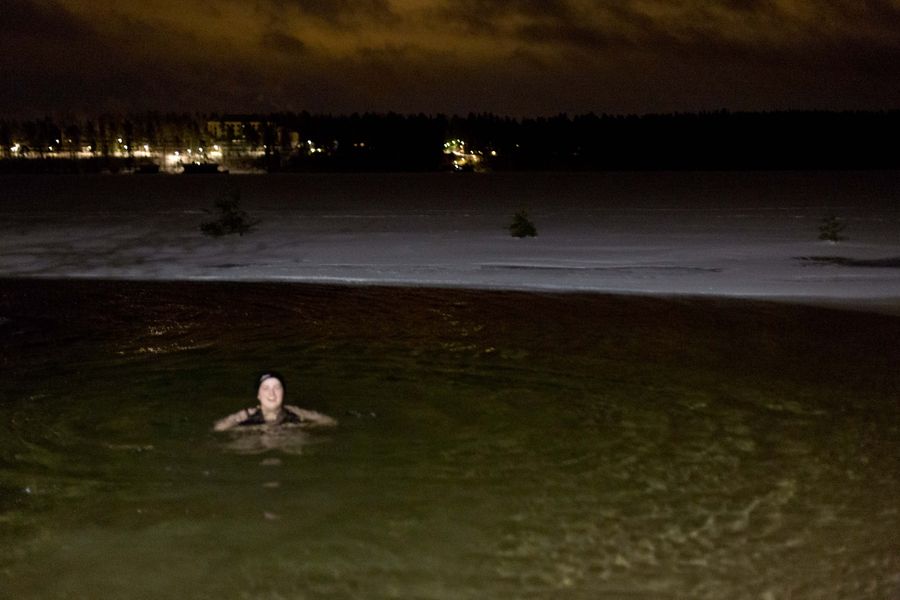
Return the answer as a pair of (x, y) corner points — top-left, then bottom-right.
(213, 371), (337, 431)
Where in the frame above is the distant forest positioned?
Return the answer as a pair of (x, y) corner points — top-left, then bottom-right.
(2, 110), (898, 172)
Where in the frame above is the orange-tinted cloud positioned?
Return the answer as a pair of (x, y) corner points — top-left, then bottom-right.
(3, 0), (899, 116)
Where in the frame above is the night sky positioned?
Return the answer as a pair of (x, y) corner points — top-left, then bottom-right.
(3, 0), (900, 118)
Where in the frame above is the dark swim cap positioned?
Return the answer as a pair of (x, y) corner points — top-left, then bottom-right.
(257, 371), (286, 392)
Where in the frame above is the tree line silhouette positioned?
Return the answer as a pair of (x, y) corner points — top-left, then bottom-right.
(1, 110), (897, 173)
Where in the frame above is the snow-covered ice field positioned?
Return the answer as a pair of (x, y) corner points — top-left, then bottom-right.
(2, 171), (898, 305)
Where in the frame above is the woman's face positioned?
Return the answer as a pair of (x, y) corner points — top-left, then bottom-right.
(257, 377), (285, 412)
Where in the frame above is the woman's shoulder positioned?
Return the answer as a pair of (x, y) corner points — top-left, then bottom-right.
(283, 405), (338, 427)
(212, 406), (260, 431)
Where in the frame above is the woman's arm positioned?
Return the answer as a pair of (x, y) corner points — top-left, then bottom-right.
(212, 407), (256, 431)
(284, 405), (338, 427)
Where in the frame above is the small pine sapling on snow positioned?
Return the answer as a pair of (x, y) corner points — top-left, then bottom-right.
(508, 210), (537, 238)
(201, 185), (260, 237)
(818, 215), (847, 243)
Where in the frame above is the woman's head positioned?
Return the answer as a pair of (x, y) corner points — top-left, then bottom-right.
(256, 371), (286, 413)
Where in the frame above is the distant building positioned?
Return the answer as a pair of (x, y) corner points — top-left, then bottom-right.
(206, 117), (264, 142)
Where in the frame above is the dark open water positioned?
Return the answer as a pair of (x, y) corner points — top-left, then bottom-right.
(1, 279), (898, 599)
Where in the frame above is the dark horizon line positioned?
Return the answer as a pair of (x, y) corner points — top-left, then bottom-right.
(5, 107), (900, 122)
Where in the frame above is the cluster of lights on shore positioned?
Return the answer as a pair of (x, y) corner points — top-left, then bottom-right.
(169, 144), (225, 166)
(6, 136), (495, 171)
(7, 137), (246, 170)
(443, 139), (496, 171)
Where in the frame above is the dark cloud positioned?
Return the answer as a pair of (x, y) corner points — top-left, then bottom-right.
(516, 21), (625, 51)
(261, 31), (308, 57)
(268, 0), (397, 26)
(450, 0), (573, 19)
(1, 1), (114, 113)
(717, 0), (779, 13)
(434, 0), (574, 34)
(0, 1), (239, 115)
(1, 0), (85, 42)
